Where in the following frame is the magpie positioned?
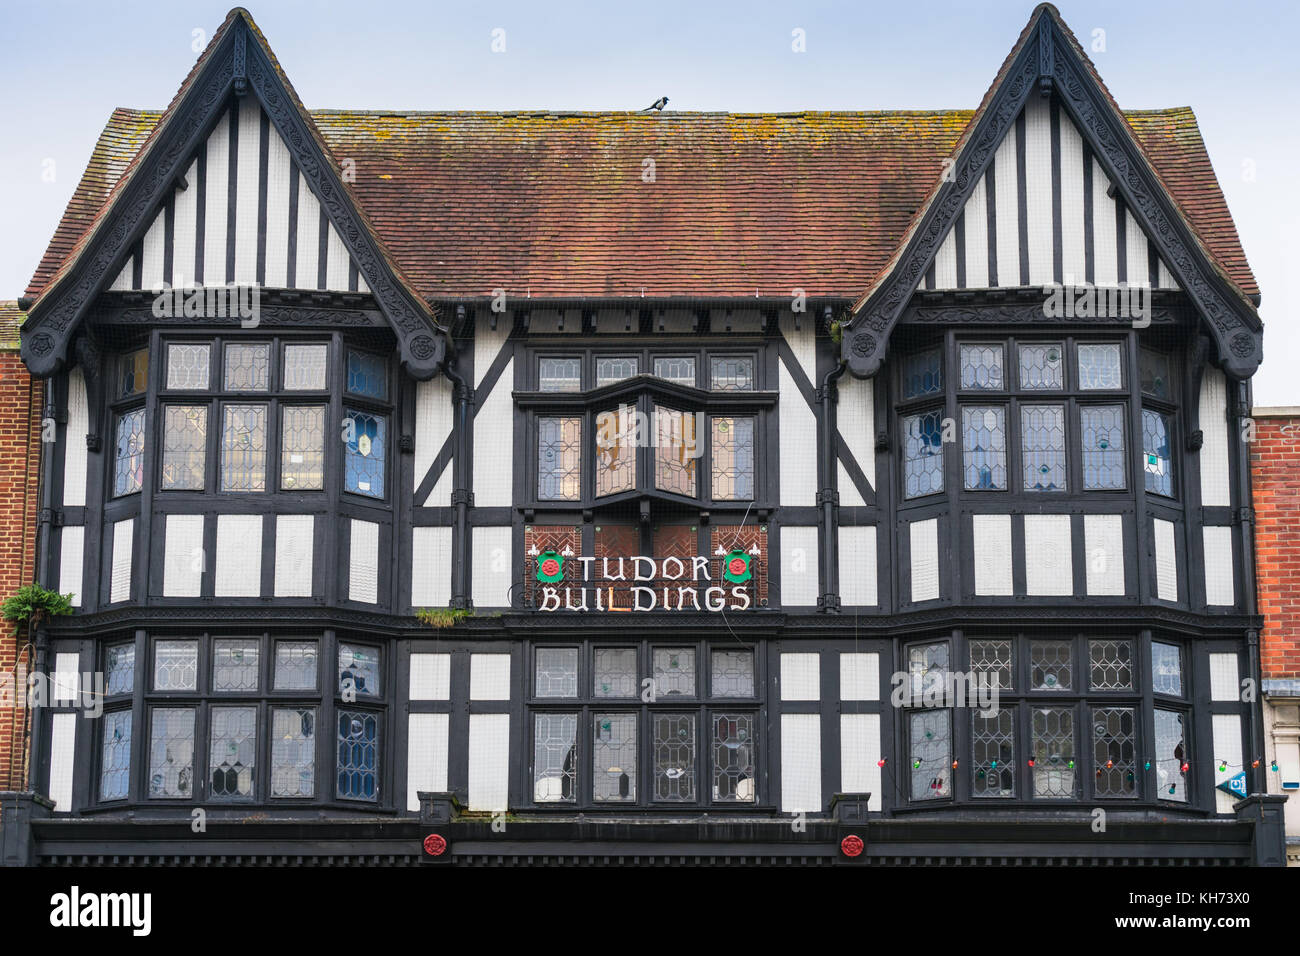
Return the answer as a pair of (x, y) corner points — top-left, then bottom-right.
(641, 96), (669, 112)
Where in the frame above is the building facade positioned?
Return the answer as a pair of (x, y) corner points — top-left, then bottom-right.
(0, 5), (1288, 865)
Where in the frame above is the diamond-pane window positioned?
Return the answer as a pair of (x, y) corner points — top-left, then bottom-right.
(1152, 641), (1183, 697)
(1031, 640), (1073, 691)
(153, 640), (197, 691)
(594, 648), (637, 698)
(166, 343), (210, 389)
(1031, 707), (1076, 797)
(338, 643), (381, 697)
(161, 405), (207, 490)
(969, 639), (1012, 691)
(281, 405), (325, 490)
(903, 409), (945, 498)
(533, 713), (577, 802)
(962, 405), (1007, 490)
(148, 707), (195, 798)
(597, 356), (638, 386)
(909, 710), (952, 800)
(653, 713), (696, 801)
(114, 408), (146, 496)
(346, 351), (387, 400)
(711, 416), (755, 500)
(960, 344), (1004, 390)
(1154, 708), (1188, 802)
(1080, 405), (1126, 489)
(1018, 343), (1064, 390)
(653, 648), (696, 697)
(654, 406), (698, 497)
(1089, 639), (1134, 690)
(1140, 349), (1170, 399)
(1078, 343), (1123, 389)
(1021, 404), (1067, 491)
(595, 406), (635, 497)
(209, 706), (257, 798)
(105, 644), (136, 696)
(1092, 707), (1137, 797)
(274, 641), (318, 690)
(271, 706), (316, 797)
(336, 711), (379, 800)
(343, 409), (386, 498)
(120, 349), (149, 397)
(212, 638), (260, 692)
(710, 356), (754, 391)
(100, 710), (132, 801)
(971, 710), (1015, 797)
(283, 344), (328, 390)
(1141, 409), (1175, 498)
(594, 713), (637, 802)
(535, 647), (579, 698)
(220, 403), (267, 491)
(902, 348), (943, 399)
(539, 416), (582, 500)
(711, 650), (755, 697)
(654, 356), (697, 386)
(908, 642), (950, 699)
(223, 343), (270, 391)
(539, 357), (581, 392)
(712, 714), (756, 802)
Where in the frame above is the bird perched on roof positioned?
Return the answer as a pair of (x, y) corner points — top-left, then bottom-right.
(640, 96), (669, 112)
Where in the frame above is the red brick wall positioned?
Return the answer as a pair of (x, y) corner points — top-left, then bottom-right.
(0, 352), (42, 791)
(1251, 413), (1300, 681)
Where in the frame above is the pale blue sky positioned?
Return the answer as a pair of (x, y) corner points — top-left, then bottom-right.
(1, 0), (1295, 402)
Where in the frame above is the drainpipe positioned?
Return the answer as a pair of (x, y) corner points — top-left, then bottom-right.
(1237, 377), (1264, 794)
(817, 306), (847, 613)
(441, 309), (473, 609)
(28, 374), (58, 791)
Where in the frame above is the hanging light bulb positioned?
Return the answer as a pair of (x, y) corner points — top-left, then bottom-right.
(1219, 761), (1226, 773)
(1144, 761), (1151, 771)
(1180, 762), (1189, 773)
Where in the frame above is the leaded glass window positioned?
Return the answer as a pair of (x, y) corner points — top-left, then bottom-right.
(1031, 640), (1072, 691)
(336, 711), (379, 800)
(120, 349), (149, 397)
(653, 713), (696, 800)
(593, 713), (637, 802)
(114, 407), (146, 496)
(654, 406), (698, 497)
(1141, 408), (1175, 498)
(100, 711), (132, 801)
(1031, 707), (1075, 797)
(710, 356), (754, 391)
(594, 406), (635, 497)
(221, 403), (267, 492)
(343, 409), (386, 498)
(902, 348), (943, 399)
(960, 344), (1004, 390)
(971, 710), (1015, 797)
(535, 647), (579, 698)
(902, 409), (944, 498)
(1089, 639), (1133, 691)
(654, 356), (697, 386)
(1092, 707), (1137, 797)
(711, 416), (754, 500)
(105, 644), (136, 697)
(148, 707), (195, 798)
(653, 647), (696, 697)
(1018, 343), (1064, 390)
(909, 710), (952, 800)
(154, 640), (197, 691)
(281, 405), (325, 490)
(1080, 405), (1126, 490)
(1139, 348), (1170, 399)
(908, 642), (950, 699)
(166, 343), (210, 389)
(283, 344), (328, 391)
(271, 707), (315, 798)
(712, 714), (755, 802)
(711, 650), (755, 697)
(338, 643), (381, 697)
(161, 405), (207, 490)
(1151, 641), (1183, 697)
(274, 641), (318, 691)
(346, 350), (387, 400)
(961, 406), (1007, 490)
(1078, 343), (1122, 389)
(969, 639), (1012, 691)
(596, 356), (638, 386)
(209, 706), (256, 798)
(1021, 404), (1067, 491)
(212, 638), (260, 692)
(594, 648), (637, 698)
(223, 343), (270, 391)
(533, 713), (578, 802)
(1154, 709), (1188, 802)
(539, 357), (581, 392)
(539, 416), (582, 500)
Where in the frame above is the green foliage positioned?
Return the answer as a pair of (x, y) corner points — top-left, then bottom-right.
(415, 607), (473, 629)
(829, 317), (843, 344)
(1, 583), (75, 633)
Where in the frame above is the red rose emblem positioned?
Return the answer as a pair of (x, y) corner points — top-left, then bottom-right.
(840, 835), (864, 858)
(540, 558), (560, 577)
(423, 833), (447, 856)
(728, 556), (747, 576)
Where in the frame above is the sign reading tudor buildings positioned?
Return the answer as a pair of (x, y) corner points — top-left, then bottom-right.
(1, 5), (1287, 867)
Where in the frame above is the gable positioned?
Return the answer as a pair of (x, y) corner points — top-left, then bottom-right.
(106, 97), (369, 295)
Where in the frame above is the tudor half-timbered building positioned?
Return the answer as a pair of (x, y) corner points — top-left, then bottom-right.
(3, 5), (1287, 865)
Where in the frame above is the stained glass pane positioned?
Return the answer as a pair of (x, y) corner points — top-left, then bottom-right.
(220, 403), (267, 492)
(99, 710), (132, 801)
(1031, 707), (1076, 797)
(908, 642), (950, 699)
(594, 406), (635, 497)
(654, 406), (698, 496)
(148, 707), (195, 798)
(271, 706), (315, 797)
(1139, 348), (1170, 399)
(1092, 706), (1137, 797)
(346, 350), (387, 399)
(969, 639), (1012, 691)
(961, 405), (1007, 490)
(161, 405), (207, 490)
(338, 643), (381, 697)
(165, 343), (210, 389)
(910, 710), (952, 800)
(971, 709), (1015, 797)
(710, 356), (754, 391)
(539, 416), (582, 500)
(533, 713), (577, 802)
(120, 349), (149, 397)
(1080, 405), (1126, 490)
(1141, 408), (1175, 497)
(223, 343), (270, 391)
(283, 344), (328, 390)
(274, 641), (318, 690)
(596, 356), (638, 386)
(281, 405), (325, 490)
(336, 710), (379, 800)
(712, 714), (756, 802)
(903, 409), (944, 498)
(653, 647), (695, 697)
(593, 713), (637, 802)
(343, 409), (386, 498)
(1018, 343), (1064, 390)
(902, 348), (943, 399)
(114, 408), (146, 496)
(535, 647), (578, 698)
(105, 643), (135, 696)
(653, 713), (696, 801)
(1078, 343), (1123, 389)
(594, 648), (637, 698)
(654, 356), (697, 386)
(1089, 639), (1133, 690)
(711, 416), (754, 500)
(960, 344), (1004, 390)
(153, 640), (197, 691)
(1151, 641), (1183, 697)
(1021, 404), (1067, 491)
(711, 650), (755, 697)
(539, 357), (581, 392)
(212, 638), (260, 692)
(1031, 640), (1072, 691)
(1154, 709), (1188, 802)
(209, 706), (256, 799)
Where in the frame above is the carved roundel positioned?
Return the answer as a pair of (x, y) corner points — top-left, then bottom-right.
(423, 833), (448, 856)
(840, 834), (864, 858)
(410, 334), (438, 360)
(1230, 332), (1255, 358)
(28, 331), (54, 356)
(849, 330), (876, 358)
